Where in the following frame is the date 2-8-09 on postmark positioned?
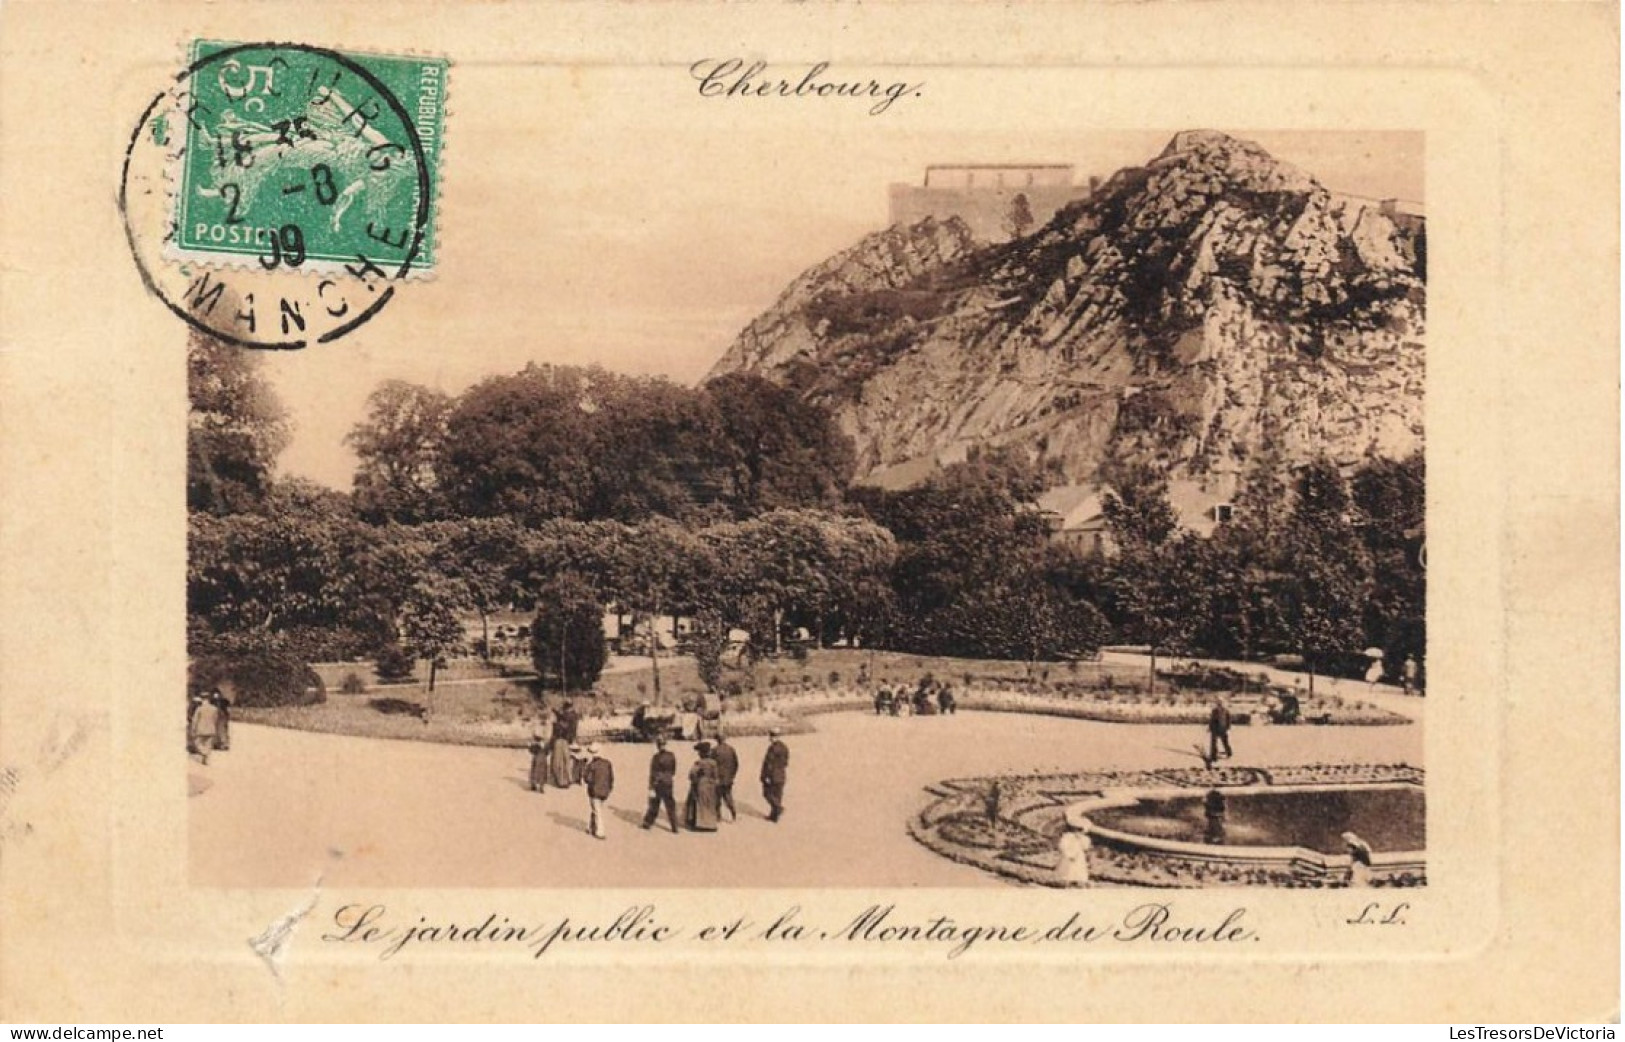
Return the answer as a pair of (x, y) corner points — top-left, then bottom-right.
(120, 41), (448, 348)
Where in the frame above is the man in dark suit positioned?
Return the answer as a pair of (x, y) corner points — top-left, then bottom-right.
(712, 733), (740, 822)
(1208, 700), (1233, 762)
(583, 742), (614, 840)
(640, 736), (679, 833)
(760, 727), (790, 823)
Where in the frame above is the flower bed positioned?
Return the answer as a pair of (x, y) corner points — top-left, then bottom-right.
(750, 683), (1406, 728)
(950, 685), (1404, 726)
(238, 673), (1407, 752)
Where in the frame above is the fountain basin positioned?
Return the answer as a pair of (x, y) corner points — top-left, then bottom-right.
(1067, 782), (1426, 882)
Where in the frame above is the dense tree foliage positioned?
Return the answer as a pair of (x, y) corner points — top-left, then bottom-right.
(853, 452), (1105, 661)
(188, 337), (1422, 693)
(1275, 460), (1374, 690)
(187, 332), (290, 515)
(425, 365), (854, 525)
(189, 630), (325, 707)
(1352, 451), (1426, 673)
(347, 380), (454, 523)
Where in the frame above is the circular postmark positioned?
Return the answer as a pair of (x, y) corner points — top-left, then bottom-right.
(120, 41), (440, 348)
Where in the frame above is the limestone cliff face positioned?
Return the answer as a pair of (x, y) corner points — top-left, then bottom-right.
(708, 131), (1425, 489)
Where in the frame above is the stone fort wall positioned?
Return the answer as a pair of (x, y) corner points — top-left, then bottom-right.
(889, 164), (1093, 242)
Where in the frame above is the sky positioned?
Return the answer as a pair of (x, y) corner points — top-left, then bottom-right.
(254, 62), (1424, 489)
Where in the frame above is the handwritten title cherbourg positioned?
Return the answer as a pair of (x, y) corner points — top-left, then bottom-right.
(689, 58), (923, 115)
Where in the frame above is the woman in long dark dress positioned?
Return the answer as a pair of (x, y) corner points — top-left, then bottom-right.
(684, 742), (720, 832)
(548, 700), (579, 787)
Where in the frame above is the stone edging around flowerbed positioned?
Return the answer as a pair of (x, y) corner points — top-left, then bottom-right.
(739, 684), (1408, 734)
(908, 763), (1427, 890)
(236, 683), (1411, 751)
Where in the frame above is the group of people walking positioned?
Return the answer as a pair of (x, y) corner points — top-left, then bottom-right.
(186, 689), (231, 766)
(527, 699), (586, 790)
(874, 677), (956, 717)
(641, 731), (785, 833)
(527, 708), (791, 840)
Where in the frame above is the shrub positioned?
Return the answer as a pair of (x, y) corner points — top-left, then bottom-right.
(690, 611), (729, 693)
(529, 574), (608, 692)
(374, 644), (415, 683)
(278, 623), (391, 663)
(190, 631), (325, 708)
(339, 672), (366, 695)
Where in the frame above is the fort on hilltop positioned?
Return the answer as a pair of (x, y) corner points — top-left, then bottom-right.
(888, 164), (1095, 242)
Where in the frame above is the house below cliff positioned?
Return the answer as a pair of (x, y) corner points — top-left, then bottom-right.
(1037, 478), (1239, 555)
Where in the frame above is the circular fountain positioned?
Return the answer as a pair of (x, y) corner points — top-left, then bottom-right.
(1067, 781), (1426, 886)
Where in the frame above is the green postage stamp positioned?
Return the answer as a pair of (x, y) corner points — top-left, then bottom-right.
(170, 41), (448, 274)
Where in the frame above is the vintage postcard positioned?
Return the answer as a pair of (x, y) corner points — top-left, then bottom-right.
(0, 0), (1616, 1023)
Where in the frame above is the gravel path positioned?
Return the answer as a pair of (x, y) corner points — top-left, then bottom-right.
(190, 710), (1423, 888)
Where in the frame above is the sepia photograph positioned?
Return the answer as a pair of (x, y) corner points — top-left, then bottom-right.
(171, 74), (1429, 892)
(1, 1), (1615, 1023)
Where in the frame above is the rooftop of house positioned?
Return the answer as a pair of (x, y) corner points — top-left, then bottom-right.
(1037, 479), (1237, 535)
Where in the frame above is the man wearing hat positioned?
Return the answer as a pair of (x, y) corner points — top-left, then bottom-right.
(1207, 699), (1233, 763)
(188, 691), (222, 766)
(711, 732), (740, 823)
(641, 736), (679, 833)
(760, 727), (790, 823)
(583, 742), (615, 839)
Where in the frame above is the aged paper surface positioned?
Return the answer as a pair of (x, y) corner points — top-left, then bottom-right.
(0, 0), (1616, 1022)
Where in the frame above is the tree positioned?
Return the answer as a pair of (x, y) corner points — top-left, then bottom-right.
(1352, 451), (1425, 670)
(187, 331), (290, 515)
(187, 486), (406, 661)
(398, 575), (469, 693)
(426, 517), (528, 660)
(1101, 464), (1179, 547)
(601, 519), (707, 704)
(1099, 466), (1195, 690)
(853, 452), (1056, 658)
(924, 578), (1105, 665)
(188, 508), (364, 636)
(530, 574), (608, 692)
(348, 521), (434, 624)
(438, 364), (597, 523)
(713, 509), (894, 656)
(1276, 459), (1373, 692)
(690, 609), (730, 694)
(1106, 533), (1208, 692)
(431, 364), (857, 525)
(346, 380), (453, 523)
(1005, 192), (1035, 239)
(704, 373), (857, 516)
(813, 516), (898, 647)
(1201, 462), (1293, 661)
(188, 630), (325, 707)
(582, 373), (731, 523)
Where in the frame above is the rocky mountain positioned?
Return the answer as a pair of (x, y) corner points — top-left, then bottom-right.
(707, 130), (1425, 492)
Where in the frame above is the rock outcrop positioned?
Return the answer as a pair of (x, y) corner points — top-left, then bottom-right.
(708, 131), (1425, 490)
